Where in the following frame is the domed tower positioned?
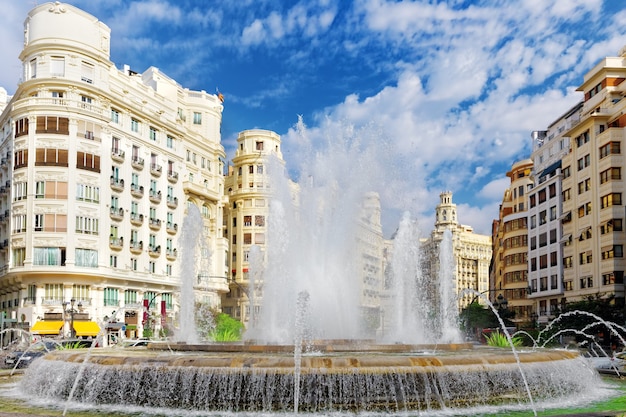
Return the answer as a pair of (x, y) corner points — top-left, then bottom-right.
(434, 191), (458, 230)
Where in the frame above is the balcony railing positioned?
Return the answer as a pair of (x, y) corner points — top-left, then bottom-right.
(167, 170), (179, 183)
(111, 148), (125, 161)
(149, 218), (162, 230)
(148, 245), (161, 257)
(130, 213), (144, 226)
(150, 163), (162, 176)
(166, 248), (178, 260)
(110, 207), (124, 220)
(166, 222), (178, 234)
(110, 177), (124, 191)
(129, 240), (143, 254)
(166, 196), (178, 208)
(109, 236), (123, 250)
(149, 190), (162, 203)
(131, 156), (145, 169)
(130, 184), (144, 197)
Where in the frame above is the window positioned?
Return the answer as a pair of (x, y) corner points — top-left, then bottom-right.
(562, 166), (571, 178)
(131, 118), (139, 133)
(539, 210), (547, 225)
(575, 131), (590, 147)
(76, 184), (100, 203)
(577, 154), (590, 171)
(550, 228), (557, 244)
(15, 118), (29, 137)
(539, 232), (547, 247)
(14, 182), (27, 201)
(32, 213), (67, 232)
(548, 183), (556, 198)
(36, 116), (69, 134)
(44, 284), (64, 301)
(601, 193), (622, 209)
(193, 112), (202, 124)
(33, 247), (65, 266)
(562, 188), (571, 201)
(603, 271), (624, 285)
(125, 290), (137, 305)
(600, 167), (621, 184)
(244, 233), (252, 244)
(530, 215), (536, 229)
(110, 255), (118, 268)
(549, 206), (557, 221)
(104, 288), (118, 306)
(148, 261), (156, 274)
(11, 214), (26, 233)
(81, 61), (94, 83)
(149, 126), (157, 141)
(602, 245), (624, 259)
(167, 135), (174, 149)
(530, 236), (537, 250)
(256, 141), (264, 151)
(255, 215), (265, 227)
(76, 216), (99, 234)
(578, 179), (591, 194)
(34, 214), (43, 231)
(111, 108), (120, 124)
(50, 56), (65, 76)
(77, 151), (100, 172)
(529, 195), (536, 208)
(30, 58), (37, 79)
(600, 142), (620, 159)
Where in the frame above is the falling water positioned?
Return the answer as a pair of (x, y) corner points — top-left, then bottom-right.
(384, 212), (424, 343)
(175, 204), (204, 344)
(439, 229), (462, 343)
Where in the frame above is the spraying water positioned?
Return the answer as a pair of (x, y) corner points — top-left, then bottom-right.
(439, 229), (462, 342)
(175, 204), (204, 344)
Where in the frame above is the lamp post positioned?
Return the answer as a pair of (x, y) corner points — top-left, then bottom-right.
(63, 298), (82, 338)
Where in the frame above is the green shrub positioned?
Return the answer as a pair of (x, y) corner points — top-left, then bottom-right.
(485, 331), (523, 348)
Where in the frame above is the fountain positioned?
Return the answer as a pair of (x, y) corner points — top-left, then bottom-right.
(9, 119), (618, 414)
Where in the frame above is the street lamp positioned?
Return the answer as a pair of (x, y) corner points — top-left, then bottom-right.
(63, 298), (82, 338)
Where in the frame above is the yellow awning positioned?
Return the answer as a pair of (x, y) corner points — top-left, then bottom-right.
(73, 321), (100, 337)
(31, 321), (64, 335)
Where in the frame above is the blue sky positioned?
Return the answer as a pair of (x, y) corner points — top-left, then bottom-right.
(2, 0), (626, 237)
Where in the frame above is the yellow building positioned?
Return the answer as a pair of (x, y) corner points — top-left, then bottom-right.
(559, 48), (626, 308)
(0, 2), (228, 342)
(492, 160), (534, 326)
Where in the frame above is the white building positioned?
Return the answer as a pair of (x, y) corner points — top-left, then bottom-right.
(0, 2), (228, 343)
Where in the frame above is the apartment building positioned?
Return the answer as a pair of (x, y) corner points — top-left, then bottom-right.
(0, 2), (228, 341)
(527, 104), (579, 325)
(423, 192), (492, 309)
(492, 159), (534, 326)
(559, 49), (626, 308)
(222, 129), (284, 323)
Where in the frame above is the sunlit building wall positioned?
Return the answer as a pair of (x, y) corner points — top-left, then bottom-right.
(559, 48), (626, 308)
(0, 2), (227, 341)
(492, 160), (534, 326)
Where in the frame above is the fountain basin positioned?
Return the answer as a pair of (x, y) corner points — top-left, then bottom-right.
(18, 344), (600, 412)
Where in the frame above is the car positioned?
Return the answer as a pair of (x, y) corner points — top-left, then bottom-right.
(4, 339), (94, 368)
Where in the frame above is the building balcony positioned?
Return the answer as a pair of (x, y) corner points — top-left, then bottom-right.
(1, 158), (8, 169)
(166, 248), (178, 260)
(130, 184), (144, 198)
(22, 297), (36, 306)
(0, 239), (8, 250)
(111, 148), (125, 162)
(166, 222), (178, 234)
(149, 190), (162, 204)
(129, 240), (143, 254)
(0, 186), (7, 196)
(149, 218), (162, 230)
(109, 236), (123, 250)
(0, 210), (8, 222)
(110, 207), (124, 221)
(131, 156), (145, 170)
(130, 213), (144, 226)
(148, 245), (161, 257)
(110, 177), (124, 192)
(150, 163), (162, 176)
(167, 170), (179, 183)
(166, 196), (178, 208)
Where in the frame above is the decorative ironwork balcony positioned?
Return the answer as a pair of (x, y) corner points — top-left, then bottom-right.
(130, 184), (144, 198)
(131, 156), (145, 170)
(110, 177), (124, 191)
(166, 196), (178, 208)
(111, 148), (125, 162)
(110, 207), (124, 221)
(130, 213), (144, 226)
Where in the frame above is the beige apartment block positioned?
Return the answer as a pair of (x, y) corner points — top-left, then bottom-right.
(423, 192), (492, 310)
(492, 160), (534, 326)
(559, 49), (626, 308)
(0, 2), (228, 343)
